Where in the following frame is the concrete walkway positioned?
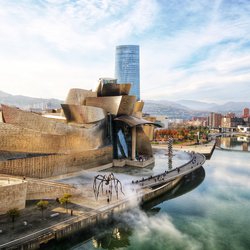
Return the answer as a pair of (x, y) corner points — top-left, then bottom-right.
(131, 152), (205, 189)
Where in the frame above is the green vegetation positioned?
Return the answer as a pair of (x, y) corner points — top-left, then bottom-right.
(7, 208), (20, 229)
(154, 126), (210, 145)
(36, 200), (49, 219)
(59, 193), (72, 213)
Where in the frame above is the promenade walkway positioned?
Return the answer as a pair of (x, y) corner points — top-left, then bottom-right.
(131, 152), (206, 189)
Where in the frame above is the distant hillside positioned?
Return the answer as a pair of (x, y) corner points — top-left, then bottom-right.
(143, 100), (209, 119)
(174, 99), (250, 113)
(177, 100), (217, 111)
(144, 99), (250, 119)
(0, 90), (248, 118)
(210, 102), (250, 113)
(0, 90), (62, 110)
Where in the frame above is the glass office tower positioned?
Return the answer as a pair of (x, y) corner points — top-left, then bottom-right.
(115, 45), (140, 100)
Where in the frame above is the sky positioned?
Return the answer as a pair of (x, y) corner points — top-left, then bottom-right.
(0, 0), (249, 103)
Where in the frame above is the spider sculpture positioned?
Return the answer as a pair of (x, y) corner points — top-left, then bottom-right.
(93, 173), (124, 201)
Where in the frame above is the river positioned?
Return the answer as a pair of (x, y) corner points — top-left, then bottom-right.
(45, 137), (250, 250)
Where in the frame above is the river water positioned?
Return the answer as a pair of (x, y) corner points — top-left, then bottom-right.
(47, 137), (250, 250)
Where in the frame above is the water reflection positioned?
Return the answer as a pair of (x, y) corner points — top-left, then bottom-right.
(217, 136), (250, 152)
(66, 167), (206, 250)
(168, 156), (173, 170)
(91, 227), (132, 250)
(142, 167), (205, 212)
(46, 138), (250, 250)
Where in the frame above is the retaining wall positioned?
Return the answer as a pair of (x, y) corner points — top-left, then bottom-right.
(0, 146), (113, 178)
(0, 177), (27, 215)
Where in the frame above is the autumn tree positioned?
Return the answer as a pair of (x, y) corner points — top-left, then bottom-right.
(36, 200), (49, 219)
(59, 193), (72, 213)
(7, 208), (20, 229)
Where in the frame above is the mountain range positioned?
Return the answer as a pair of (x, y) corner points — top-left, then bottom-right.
(176, 100), (250, 113)
(142, 99), (249, 119)
(0, 90), (62, 110)
(0, 90), (249, 119)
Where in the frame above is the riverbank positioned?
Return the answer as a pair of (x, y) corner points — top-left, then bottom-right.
(0, 152), (206, 249)
(152, 140), (216, 159)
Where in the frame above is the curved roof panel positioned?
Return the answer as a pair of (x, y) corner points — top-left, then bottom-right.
(114, 115), (162, 128)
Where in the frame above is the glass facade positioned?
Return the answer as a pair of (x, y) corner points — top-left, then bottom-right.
(115, 45), (140, 100)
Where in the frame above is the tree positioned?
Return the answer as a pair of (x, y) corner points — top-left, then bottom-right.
(7, 208), (20, 229)
(59, 193), (72, 213)
(36, 200), (49, 219)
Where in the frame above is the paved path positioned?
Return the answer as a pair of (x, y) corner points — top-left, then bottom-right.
(131, 152), (206, 189)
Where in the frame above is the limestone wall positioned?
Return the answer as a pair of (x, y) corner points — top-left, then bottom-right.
(0, 121), (107, 154)
(0, 177), (27, 215)
(26, 180), (79, 200)
(0, 146), (113, 178)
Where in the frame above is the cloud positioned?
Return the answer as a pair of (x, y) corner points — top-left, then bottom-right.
(120, 208), (202, 250)
(0, 0), (159, 98)
(0, 0), (249, 102)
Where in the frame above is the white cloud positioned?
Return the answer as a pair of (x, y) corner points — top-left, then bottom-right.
(0, 0), (249, 102)
(140, 1), (250, 102)
(120, 208), (202, 250)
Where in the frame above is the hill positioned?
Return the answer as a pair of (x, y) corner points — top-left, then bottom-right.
(0, 91), (62, 110)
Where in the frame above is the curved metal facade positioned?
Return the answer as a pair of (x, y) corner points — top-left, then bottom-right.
(61, 104), (106, 124)
(115, 45), (140, 100)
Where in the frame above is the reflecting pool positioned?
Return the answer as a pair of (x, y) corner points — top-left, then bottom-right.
(45, 138), (250, 250)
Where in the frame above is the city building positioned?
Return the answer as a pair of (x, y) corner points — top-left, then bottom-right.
(221, 116), (244, 132)
(155, 116), (169, 128)
(225, 112), (235, 118)
(208, 112), (222, 129)
(187, 117), (208, 127)
(243, 107), (250, 118)
(238, 125), (250, 133)
(115, 45), (140, 100)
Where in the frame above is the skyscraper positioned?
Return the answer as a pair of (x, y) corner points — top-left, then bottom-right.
(115, 45), (140, 100)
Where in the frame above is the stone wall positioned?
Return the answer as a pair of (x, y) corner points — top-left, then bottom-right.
(26, 180), (79, 200)
(0, 121), (107, 154)
(0, 177), (27, 215)
(0, 146), (113, 178)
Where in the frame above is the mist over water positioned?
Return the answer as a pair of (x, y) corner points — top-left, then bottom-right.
(50, 138), (250, 250)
